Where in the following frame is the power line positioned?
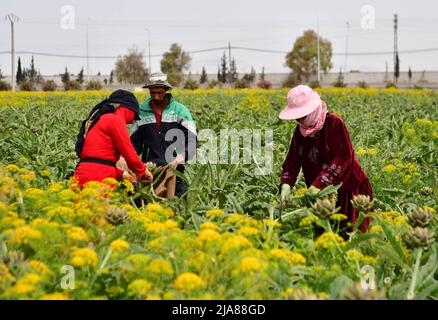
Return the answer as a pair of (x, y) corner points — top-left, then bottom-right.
(1, 46), (438, 60)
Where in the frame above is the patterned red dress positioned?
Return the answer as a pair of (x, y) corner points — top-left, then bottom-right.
(280, 112), (372, 232)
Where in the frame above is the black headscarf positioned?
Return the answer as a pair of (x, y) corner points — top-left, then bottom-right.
(75, 90), (140, 157)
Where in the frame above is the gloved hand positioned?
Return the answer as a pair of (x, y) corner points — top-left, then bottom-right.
(139, 169), (154, 185)
(280, 184), (291, 205)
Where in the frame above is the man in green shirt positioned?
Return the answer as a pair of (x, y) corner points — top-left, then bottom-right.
(131, 73), (197, 196)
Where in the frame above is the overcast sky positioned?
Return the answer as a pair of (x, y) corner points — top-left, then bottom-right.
(1, 0), (437, 76)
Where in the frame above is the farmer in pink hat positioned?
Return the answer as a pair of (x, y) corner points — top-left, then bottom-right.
(279, 85), (372, 233)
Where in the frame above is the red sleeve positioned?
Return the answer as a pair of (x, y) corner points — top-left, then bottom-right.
(311, 119), (354, 189)
(280, 131), (301, 187)
(109, 118), (146, 178)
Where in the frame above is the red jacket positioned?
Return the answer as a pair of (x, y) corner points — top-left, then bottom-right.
(280, 113), (368, 192)
(74, 107), (146, 186)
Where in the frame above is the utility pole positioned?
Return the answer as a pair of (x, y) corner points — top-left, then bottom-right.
(393, 14), (398, 83)
(86, 19), (90, 81)
(145, 28), (151, 74)
(344, 21), (350, 74)
(5, 13), (19, 91)
(317, 18), (321, 83)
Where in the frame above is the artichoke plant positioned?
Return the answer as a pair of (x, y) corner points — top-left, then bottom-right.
(351, 194), (373, 212)
(310, 198), (339, 219)
(341, 282), (386, 300)
(403, 227), (435, 249)
(105, 207), (129, 226)
(1, 250), (25, 266)
(407, 207), (433, 228)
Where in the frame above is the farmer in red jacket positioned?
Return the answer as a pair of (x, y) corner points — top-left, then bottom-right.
(279, 85), (372, 232)
(73, 90), (153, 186)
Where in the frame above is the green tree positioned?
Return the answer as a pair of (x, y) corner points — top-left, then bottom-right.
(109, 70), (114, 84)
(200, 66), (208, 84)
(16, 57), (24, 83)
(408, 66), (412, 83)
(61, 67), (71, 90)
(285, 29), (333, 82)
(228, 58), (238, 84)
(77, 67), (84, 84)
(220, 52), (227, 83)
(394, 54), (400, 83)
(28, 56), (37, 83)
(160, 43), (191, 87)
(115, 47), (148, 84)
(260, 66), (265, 81)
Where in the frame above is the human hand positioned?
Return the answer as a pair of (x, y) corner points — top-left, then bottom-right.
(280, 184), (291, 205)
(139, 169), (154, 185)
(169, 154), (185, 169)
(122, 171), (137, 183)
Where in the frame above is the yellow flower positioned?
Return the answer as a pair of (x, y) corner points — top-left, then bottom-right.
(146, 259), (174, 277)
(5, 225), (42, 244)
(205, 209), (225, 218)
(315, 232), (347, 250)
(415, 118), (433, 127)
(145, 220), (178, 234)
(28, 260), (51, 275)
(0, 263), (15, 284)
(127, 254), (151, 269)
(0, 202), (8, 212)
(46, 205), (75, 219)
(4, 164), (20, 173)
(346, 249), (378, 265)
(39, 293), (70, 300)
(24, 188), (45, 199)
(147, 236), (166, 251)
(145, 203), (174, 217)
(5, 273), (42, 297)
(128, 279), (152, 297)
(237, 226), (260, 236)
(269, 249), (306, 266)
(122, 180), (135, 193)
(110, 239), (130, 253)
(39, 170), (51, 178)
(382, 164), (397, 173)
(197, 229), (221, 244)
(299, 214), (319, 227)
(262, 219), (282, 228)
(370, 225), (383, 233)
(356, 148), (367, 156)
(47, 182), (64, 193)
(237, 257), (262, 274)
(67, 227), (89, 242)
(424, 206), (436, 214)
(20, 172), (36, 182)
(174, 273), (206, 291)
(200, 221), (218, 230)
(58, 189), (78, 202)
(294, 187), (308, 196)
(221, 235), (252, 254)
(330, 213), (348, 222)
(402, 174), (412, 184)
(70, 247), (98, 267)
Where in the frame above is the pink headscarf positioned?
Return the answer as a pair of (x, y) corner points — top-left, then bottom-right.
(298, 100), (328, 137)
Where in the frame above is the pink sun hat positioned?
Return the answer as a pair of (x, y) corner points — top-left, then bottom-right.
(279, 85), (322, 120)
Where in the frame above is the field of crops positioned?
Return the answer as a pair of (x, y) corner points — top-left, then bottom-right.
(0, 88), (437, 300)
